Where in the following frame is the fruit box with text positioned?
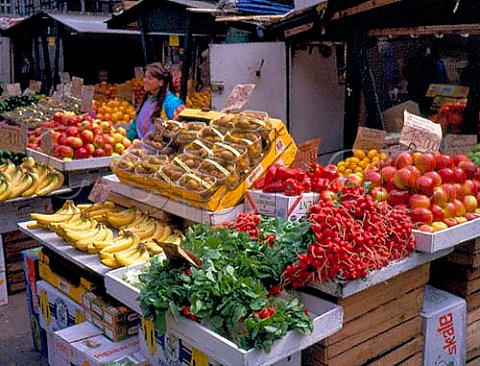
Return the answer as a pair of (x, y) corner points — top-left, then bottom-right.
(36, 280), (85, 333)
(421, 285), (466, 366)
(0, 269), (6, 306)
(0, 196), (52, 234)
(245, 190), (320, 220)
(22, 247), (48, 357)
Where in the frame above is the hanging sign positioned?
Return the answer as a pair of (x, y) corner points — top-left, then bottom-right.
(40, 129), (53, 154)
(400, 110), (442, 153)
(29, 80), (42, 93)
(117, 84), (133, 102)
(88, 177), (112, 204)
(80, 85), (95, 113)
(221, 84), (256, 113)
(443, 134), (477, 156)
(0, 124), (28, 153)
(353, 127), (386, 150)
(71, 76), (84, 98)
(59, 72), (71, 84)
(4, 83), (22, 96)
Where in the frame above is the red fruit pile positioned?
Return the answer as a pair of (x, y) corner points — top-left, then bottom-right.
(283, 184), (416, 288)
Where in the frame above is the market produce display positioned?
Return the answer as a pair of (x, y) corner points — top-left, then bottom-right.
(336, 149), (387, 179)
(28, 200), (182, 268)
(0, 94), (39, 114)
(27, 111), (132, 159)
(0, 156), (64, 200)
(92, 99), (136, 125)
(467, 143), (480, 167)
(124, 77), (145, 106)
(93, 81), (117, 101)
(186, 87), (211, 109)
(360, 151), (480, 231)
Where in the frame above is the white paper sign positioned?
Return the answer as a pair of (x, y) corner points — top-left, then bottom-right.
(443, 134), (477, 156)
(353, 127), (387, 150)
(88, 177), (112, 204)
(81, 85), (95, 113)
(59, 72), (71, 84)
(400, 110), (442, 153)
(4, 83), (22, 96)
(221, 84), (256, 113)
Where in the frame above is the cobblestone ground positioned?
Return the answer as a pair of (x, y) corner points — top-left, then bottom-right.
(0, 292), (48, 366)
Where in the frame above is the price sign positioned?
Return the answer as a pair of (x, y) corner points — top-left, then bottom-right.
(71, 76), (84, 97)
(59, 72), (71, 84)
(0, 124), (27, 153)
(169, 35), (180, 47)
(400, 110), (442, 153)
(443, 134), (477, 156)
(88, 177), (112, 204)
(134, 67), (144, 78)
(353, 127), (386, 150)
(117, 83), (132, 101)
(221, 84), (256, 113)
(4, 83), (22, 96)
(63, 82), (73, 96)
(29, 80), (42, 93)
(81, 85), (95, 113)
(40, 128), (53, 154)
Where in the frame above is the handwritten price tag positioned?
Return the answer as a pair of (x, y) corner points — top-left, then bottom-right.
(71, 76), (84, 98)
(40, 129), (53, 154)
(81, 85), (95, 113)
(4, 83), (22, 96)
(29, 80), (42, 93)
(59, 72), (71, 84)
(117, 83), (133, 102)
(443, 134), (477, 156)
(221, 84), (256, 113)
(0, 124), (27, 153)
(399, 110), (442, 153)
(353, 127), (386, 150)
(88, 177), (112, 204)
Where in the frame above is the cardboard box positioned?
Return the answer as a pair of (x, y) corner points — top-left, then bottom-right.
(0, 196), (52, 234)
(70, 333), (140, 366)
(47, 331), (70, 366)
(54, 322), (103, 364)
(37, 280), (85, 333)
(22, 247), (48, 357)
(0, 269), (7, 306)
(421, 285), (467, 366)
(245, 190), (319, 220)
(0, 236), (5, 270)
(85, 308), (139, 342)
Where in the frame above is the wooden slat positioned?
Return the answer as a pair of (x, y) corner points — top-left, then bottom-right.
(467, 319), (480, 354)
(106, 192), (172, 223)
(326, 287), (424, 350)
(446, 251), (480, 269)
(369, 24), (480, 37)
(467, 357), (480, 366)
(468, 306), (480, 325)
(398, 352), (424, 366)
(335, 264), (429, 323)
(456, 238), (480, 255)
(468, 347), (480, 364)
(317, 317), (422, 365)
(431, 276), (480, 298)
(6, 261), (23, 272)
(366, 336), (424, 366)
(431, 260), (480, 282)
(333, 0), (401, 20)
(467, 291), (480, 311)
(2, 230), (31, 242)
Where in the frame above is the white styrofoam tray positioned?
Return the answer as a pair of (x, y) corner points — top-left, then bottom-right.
(26, 148), (115, 171)
(104, 175), (244, 225)
(414, 216), (480, 253)
(105, 263), (145, 314)
(17, 221), (111, 277)
(309, 248), (454, 298)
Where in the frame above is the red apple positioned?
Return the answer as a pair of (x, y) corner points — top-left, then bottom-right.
(409, 194), (431, 209)
(475, 168), (480, 181)
(453, 167), (467, 183)
(102, 134), (115, 146)
(418, 224), (434, 233)
(430, 204), (445, 222)
(394, 152), (414, 169)
(415, 175), (435, 196)
(53, 112), (64, 123)
(100, 121), (112, 133)
(51, 131), (61, 144)
(410, 207), (433, 224)
(66, 126), (79, 137)
(443, 202), (457, 218)
(438, 168), (455, 184)
(460, 180), (476, 197)
(56, 145), (74, 159)
(103, 143), (113, 156)
(74, 147), (89, 159)
(320, 190), (336, 202)
(92, 127), (102, 136)
(64, 116), (78, 127)
(78, 121), (92, 131)
(380, 166), (397, 182)
(414, 153), (436, 173)
(424, 171), (442, 187)
(458, 160), (477, 179)
(453, 199), (466, 217)
(463, 195), (478, 212)
(33, 127), (42, 137)
(453, 154), (470, 166)
(66, 136), (83, 149)
(435, 154), (453, 170)
(465, 212), (478, 221)
(394, 168), (413, 189)
(80, 130), (94, 144)
(58, 133), (68, 147)
(363, 170), (383, 187)
(370, 186), (389, 202)
(432, 186), (448, 207)
(93, 148), (106, 157)
(93, 135), (104, 149)
(386, 177), (396, 192)
(406, 165), (421, 182)
(122, 137), (131, 148)
(387, 189), (410, 207)
(56, 124), (67, 133)
(84, 143), (95, 155)
(444, 217), (459, 227)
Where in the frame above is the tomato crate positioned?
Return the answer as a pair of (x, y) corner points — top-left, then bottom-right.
(414, 216), (480, 253)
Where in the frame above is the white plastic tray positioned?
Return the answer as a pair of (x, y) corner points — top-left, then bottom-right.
(414, 216), (480, 253)
(105, 263), (145, 314)
(27, 148), (115, 171)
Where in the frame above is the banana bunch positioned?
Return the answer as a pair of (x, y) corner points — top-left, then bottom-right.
(78, 201), (117, 223)
(0, 157), (65, 201)
(60, 223), (114, 252)
(30, 200), (81, 229)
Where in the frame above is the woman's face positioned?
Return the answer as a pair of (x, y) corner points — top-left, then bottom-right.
(144, 70), (163, 94)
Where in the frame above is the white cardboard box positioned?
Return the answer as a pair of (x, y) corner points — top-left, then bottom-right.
(421, 285), (467, 366)
(47, 331), (70, 366)
(54, 322), (103, 363)
(0, 237), (5, 270)
(0, 196), (52, 233)
(0, 269), (7, 306)
(245, 190), (319, 220)
(70, 334), (140, 366)
(37, 280), (85, 333)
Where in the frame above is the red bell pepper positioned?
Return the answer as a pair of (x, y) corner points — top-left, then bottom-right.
(253, 176), (265, 190)
(283, 178), (304, 196)
(302, 176), (311, 192)
(264, 163), (280, 188)
(263, 180), (284, 193)
(312, 178), (330, 193)
(323, 164), (339, 181)
(306, 163), (324, 180)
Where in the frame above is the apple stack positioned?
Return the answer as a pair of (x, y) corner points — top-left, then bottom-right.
(430, 237), (480, 364)
(302, 264), (429, 365)
(27, 112), (132, 160)
(362, 151), (480, 232)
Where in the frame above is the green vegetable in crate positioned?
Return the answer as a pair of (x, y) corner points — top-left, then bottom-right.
(0, 150), (26, 165)
(0, 95), (39, 114)
(467, 144), (480, 166)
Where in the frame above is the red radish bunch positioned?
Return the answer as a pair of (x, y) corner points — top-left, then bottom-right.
(282, 184), (416, 288)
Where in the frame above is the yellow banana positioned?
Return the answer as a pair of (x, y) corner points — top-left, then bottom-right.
(63, 224), (103, 244)
(129, 219), (157, 241)
(114, 244), (150, 267)
(59, 218), (98, 232)
(8, 172), (33, 199)
(20, 156), (36, 170)
(31, 201), (78, 224)
(157, 225), (172, 242)
(122, 212), (151, 228)
(105, 207), (138, 228)
(3, 161), (17, 177)
(73, 225), (113, 252)
(144, 241), (165, 255)
(149, 222), (165, 241)
(36, 171), (65, 196)
(89, 233), (135, 253)
(101, 257), (120, 268)
(99, 234), (139, 259)
(21, 172), (41, 197)
(0, 181), (11, 202)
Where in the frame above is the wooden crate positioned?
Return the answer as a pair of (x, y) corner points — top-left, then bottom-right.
(302, 264), (429, 365)
(444, 238), (480, 269)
